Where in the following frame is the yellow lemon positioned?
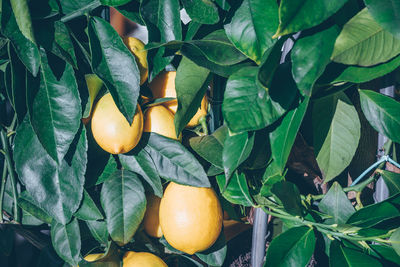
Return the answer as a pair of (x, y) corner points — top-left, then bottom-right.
(123, 37), (148, 85)
(159, 182), (223, 254)
(143, 195), (162, 238)
(186, 96), (208, 128)
(91, 93), (143, 154)
(143, 105), (179, 140)
(123, 251), (167, 267)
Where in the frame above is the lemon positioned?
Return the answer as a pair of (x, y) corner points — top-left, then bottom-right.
(143, 195), (162, 238)
(186, 96), (208, 128)
(143, 105), (179, 140)
(124, 37), (148, 85)
(91, 93), (143, 154)
(78, 253), (120, 267)
(159, 182), (223, 254)
(123, 251), (167, 267)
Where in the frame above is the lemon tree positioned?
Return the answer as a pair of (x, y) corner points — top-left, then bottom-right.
(1, 0), (400, 266)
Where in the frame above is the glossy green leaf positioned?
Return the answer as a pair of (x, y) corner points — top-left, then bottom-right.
(243, 127), (271, 170)
(274, 0), (348, 37)
(181, 0), (219, 24)
(313, 92), (360, 182)
(100, 170), (146, 246)
(264, 226), (315, 267)
(346, 194), (400, 227)
(174, 56), (210, 136)
(330, 240), (383, 267)
(332, 8), (400, 66)
(223, 131), (254, 182)
(271, 181), (303, 216)
(365, 0), (400, 39)
(51, 218), (81, 266)
(359, 90), (400, 144)
(260, 174), (284, 197)
(222, 67), (285, 133)
(100, 0), (130, 6)
(142, 133), (211, 187)
(88, 16), (140, 125)
(18, 191), (53, 225)
(14, 119), (87, 224)
(195, 231), (227, 266)
(189, 125), (228, 168)
(86, 220), (109, 245)
(74, 190), (103, 221)
(378, 170), (400, 196)
(270, 97), (309, 173)
(319, 182), (355, 224)
(370, 244), (400, 265)
(216, 171), (254, 206)
(119, 149), (163, 198)
(116, 1), (144, 25)
(390, 227), (400, 257)
(292, 26), (339, 96)
(60, 0), (100, 15)
(95, 155), (118, 185)
(224, 0), (278, 64)
(1, 0), (40, 76)
(10, 0), (35, 42)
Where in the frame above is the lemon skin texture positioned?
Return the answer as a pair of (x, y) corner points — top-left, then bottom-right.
(91, 93), (143, 154)
(123, 37), (148, 85)
(143, 105), (180, 141)
(159, 182), (223, 255)
(123, 251), (167, 267)
(143, 195), (163, 238)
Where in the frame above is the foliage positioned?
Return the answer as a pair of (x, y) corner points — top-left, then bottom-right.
(0, 0), (399, 266)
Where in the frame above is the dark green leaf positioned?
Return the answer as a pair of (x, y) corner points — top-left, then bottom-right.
(95, 155), (118, 185)
(243, 127), (271, 170)
(18, 191), (52, 225)
(359, 90), (400, 144)
(364, 0), (400, 39)
(292, 26), (339, 96)
(74, 190), (104, 221)
(142, 132), (211, 187)
(88, 16), (140, 125)
(319, 182), (355, 224)
(60, 0), (100, 15)
(216, 171), (254, 206)
(271, 181), (303, 216)
(390, 227), (400, 257)
(378, 170), (400, 196)
(181, 0), (219, 24)
(14, 118), (87, 224)
(224, 0), (278, 64)
(10, 0), (35, 42)
(100, 0), (130, 7)
(274, 0), (347, 37)
(222, 67), (285, 133)
(260, 174), (284, 197)
(0, 227), (14, 256)
(100, 170), (146, 246)
(51, 218), (81, 266)
(330, 240), (383, 267)
(264, 226), (315, 267)
(116, 1), (144, 25)
(174, 56), (210, 136)
(215, 0), (230, 11)
(370, 244), (400, 264)
(86, 220), (109, 245)
(332, 8), (400, 67)
(28, 49), (81, 163)
(195, 231), (227, 266)
(313, 92), (360, 182)
(165, 254), (203, 267)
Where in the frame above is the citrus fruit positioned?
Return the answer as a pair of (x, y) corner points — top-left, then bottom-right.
(186, 95), (208, 128)
(123, 251), (167, 267)
(123, 37), (148, 85)
(159, 182), (223, 254)
(78, 253), (120, 267)
(143, 105), (180, 140)
(143, 195), (162, 238)
(91, 93), (143, 154)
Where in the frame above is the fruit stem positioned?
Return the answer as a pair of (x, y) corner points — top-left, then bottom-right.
(199, 115), (208, 136)
(0, 160), (8, 223)
(0, 129), (19, 223)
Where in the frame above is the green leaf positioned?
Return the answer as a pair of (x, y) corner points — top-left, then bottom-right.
(10, 0), (35, 42)
(74, 189), (104, 221)
(330, 240), (383, 267)
(271, 181), (303, 216)
(100, 0), (130, 7)
(270, 96), (309, 173)
(27, 49), (81, 164)
(331, 8), (400, 67)
(292, 26), (339, 96)
(18, 191), (53, 225)
(14, 118), (87, 224)
(165, 254), (203, 267)
(51, 218), (81, 266)
(313, 92), (360, 182)
(1, 0), (40, 76)
(116, 1), (144, 25)
(378, 170), (400, 196)
(216, 171), (254, 206)
(174, 56), (210, 136)
(370, 244), (400, 265)
(319, 182), (355, 224)
(60, 0), (100, 15)
(346, 193), (400, 227)
(364, 0), (400, 39)
(181, 0), (219, 25)
(189, 125), (228, 168)
(390, 227), (400, 257)
(274, 0), (348, 37)
(142, 133), (211, 187)
(100, 170), (146, 246)
(86, 220), (109, 245)
(224, 0), (278, 64)
(359, 89), (400, 144)
(119, 149), (163, 198)
(195, 231), (227, 266)
(88, 16), (140, 125)
(0, 227), (14, 256)
(260, 174), (284, 197)
(264, 226), (315, 267)
(83, 74), (104, 118)
(222, 131), (254, 182)
(95, 155), (118, 185)
(222, 66), (285, 133)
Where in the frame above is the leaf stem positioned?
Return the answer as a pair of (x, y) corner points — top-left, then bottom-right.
(0, 129), (19, 223)
(0, 160), (8, 223)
